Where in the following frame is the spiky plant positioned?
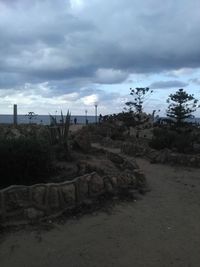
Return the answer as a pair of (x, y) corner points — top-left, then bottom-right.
(48, 110), (71, 152)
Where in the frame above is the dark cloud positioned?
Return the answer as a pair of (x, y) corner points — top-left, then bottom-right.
(0, 0), (200, 90)
(149, 80), (188, 89)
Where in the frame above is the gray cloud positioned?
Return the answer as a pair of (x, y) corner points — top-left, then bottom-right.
(149, 80), (188, 89)
(189, 78), (200, 85)
(0, 0), (200, 91)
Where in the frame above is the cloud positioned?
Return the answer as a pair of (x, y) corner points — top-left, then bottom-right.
(94, 68), (128, 84)
(149, 80), (188, 89)
(1, 0), (200, 115)
(0, 0), (200, 90)
(189, 78), (200, 85)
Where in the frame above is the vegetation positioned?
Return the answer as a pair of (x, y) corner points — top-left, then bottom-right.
(25, 111), (38, 124)
(0, 136), (53, 188)
(149, 89), (200, 154)
(166, 89), (199, 126)
(125, 87), (153, 113)
(48, 111), (71, 159)
(149, 127), (195, 153)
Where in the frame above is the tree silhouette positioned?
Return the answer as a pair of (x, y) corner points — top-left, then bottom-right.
(125, 87), (153, 114)
(166, 89), (199, 126)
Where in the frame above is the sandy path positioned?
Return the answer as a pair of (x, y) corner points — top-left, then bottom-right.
(0, 159), (200, 267)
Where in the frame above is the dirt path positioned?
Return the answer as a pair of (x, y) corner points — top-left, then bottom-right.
(0, 159), (200, 267)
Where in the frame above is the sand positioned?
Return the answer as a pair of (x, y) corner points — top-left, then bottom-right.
(0, 158), (200, 267)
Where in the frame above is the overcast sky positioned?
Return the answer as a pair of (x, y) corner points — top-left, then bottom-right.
(0, 0), (200, 116)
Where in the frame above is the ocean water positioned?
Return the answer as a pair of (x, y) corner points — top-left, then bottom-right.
(0, 114), (97, 125)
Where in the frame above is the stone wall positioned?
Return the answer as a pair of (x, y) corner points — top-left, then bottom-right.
(147, 148), (200, 168)
(0, 154), (146, 224)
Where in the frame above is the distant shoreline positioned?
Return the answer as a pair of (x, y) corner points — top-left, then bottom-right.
(0, 114), (98, 125)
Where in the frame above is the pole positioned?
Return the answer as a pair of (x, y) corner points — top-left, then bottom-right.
(13, 104), (17, 125)
(85, 109), (88, 124)
(95, 104), (98, 124)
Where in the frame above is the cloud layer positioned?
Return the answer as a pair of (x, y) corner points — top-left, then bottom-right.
(0, 0), (200, 114)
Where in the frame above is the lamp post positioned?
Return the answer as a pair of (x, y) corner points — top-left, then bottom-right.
(85, 109), (88, 124)
(94, 103), (98, 124)
(13, 104), (17, 125)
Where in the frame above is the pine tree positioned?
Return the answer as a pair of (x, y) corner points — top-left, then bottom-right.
(166, 89), (199, 126)
(125, 87), (153, 114)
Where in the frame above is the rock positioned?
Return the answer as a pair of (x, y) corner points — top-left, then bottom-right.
(104, 177), (114, 193)
(76, 174), (90, 201)
(62, 184), (75, 205)
(117, 174), (132, 187)
(25, 208), (44, 220)
(133, 170), (146, 187)
(89, 173), (104, 195)
(73, 132), (91, 152)
(48, 186), (60, 209)
(32, 186), (47, 209)
(121, 159), (139, 170)
(4, 187), (30, 212)
(109, 176), (118, 187)
(107, 152), (124, 164)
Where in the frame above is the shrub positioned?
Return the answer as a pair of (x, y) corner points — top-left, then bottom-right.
(149, 127), (194, 153)
(0, 137), (53, 188)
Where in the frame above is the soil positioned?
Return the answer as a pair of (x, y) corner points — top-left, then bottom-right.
(0, 158), (200, 267)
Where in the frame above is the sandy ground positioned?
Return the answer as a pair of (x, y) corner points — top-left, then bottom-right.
(0, 159), (200, 267)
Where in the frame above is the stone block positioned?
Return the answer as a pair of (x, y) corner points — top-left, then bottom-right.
(61, 183), (75, 205)
(4, 187), (30, 212)
(104, 177), (114, 193)
(24, 208), (44, 220)
(48, 186), (60, 209)
(107, 152), (124, 165)
(117, 174), (132, 187)
(32, 186), (47, 209)
(76, 174), (90, 201)
(89, 173), (104, 196)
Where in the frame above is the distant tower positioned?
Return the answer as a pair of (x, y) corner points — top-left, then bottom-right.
(13, 104), (17, 125)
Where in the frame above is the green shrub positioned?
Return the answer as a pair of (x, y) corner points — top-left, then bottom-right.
(0, 137), (53, 188)
(149, 127), (194, 153)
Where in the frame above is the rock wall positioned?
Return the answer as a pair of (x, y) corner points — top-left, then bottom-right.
(0, 154), (146, 224)
(148, 148), (200, 168)
(120, 141), (200, 168)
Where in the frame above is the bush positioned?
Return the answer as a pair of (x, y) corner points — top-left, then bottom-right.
(0, 137), (53, 188)
(149, 127), (194, 153)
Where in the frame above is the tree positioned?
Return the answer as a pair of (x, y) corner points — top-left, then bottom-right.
(166, 89), (199, 126)
(125, 87), (153, 114)
(25, 112), (38, 124)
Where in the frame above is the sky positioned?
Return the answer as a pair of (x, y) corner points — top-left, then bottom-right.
(0, 0), (200, 116)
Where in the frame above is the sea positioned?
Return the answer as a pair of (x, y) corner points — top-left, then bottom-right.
(0, 114), (97, 125)
(1, 114), (200, 125)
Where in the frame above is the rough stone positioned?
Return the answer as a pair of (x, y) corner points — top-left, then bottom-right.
(32, 186), (47, 209)
(134, 170), (146, 187)
(104, 177), (114, 193)
(48, 186), (60, 209)
(107, 152), (124, 164)
(122, 159), (139, 170)
(24, 208), (44, 220)
(5, 187), (29, 212)
(76, 174), (90, 200)
(117, 174), (132, 187)
(89, 173), (104, 195)
(62, 183), (75, 205)
(110, 176), (118, 187)
(74, 132), (91, 152)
